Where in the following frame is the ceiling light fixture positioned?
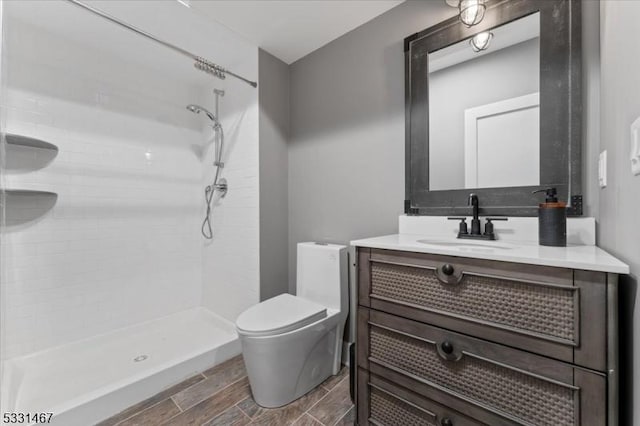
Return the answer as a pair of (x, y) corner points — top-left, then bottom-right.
(470, 31), (493, 52)
(446, 0), (487, 27)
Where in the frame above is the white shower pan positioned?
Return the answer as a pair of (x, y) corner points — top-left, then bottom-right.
(1, 307), (240, 426)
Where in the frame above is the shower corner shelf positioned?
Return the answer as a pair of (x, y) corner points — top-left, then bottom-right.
(4, 189), (58, 197)
(5, 133), (58, 152)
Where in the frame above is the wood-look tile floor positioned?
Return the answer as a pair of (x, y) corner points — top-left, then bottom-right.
(98, 356), (354, 426)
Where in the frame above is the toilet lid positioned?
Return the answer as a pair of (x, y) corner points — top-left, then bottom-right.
(236, 294), (327, 336)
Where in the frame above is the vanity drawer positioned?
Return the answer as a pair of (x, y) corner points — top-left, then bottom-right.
(357, 248), (608, 371)
(357, 367), (484, 426)
(357, 308), (607, 426)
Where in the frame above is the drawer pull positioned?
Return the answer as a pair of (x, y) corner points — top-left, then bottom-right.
(440, 418), (454, 426)
(441, 341), (454, 354)
(435, 263), (463, 284)
(441, 264), (455, 276)
(437, 341), (462, 361)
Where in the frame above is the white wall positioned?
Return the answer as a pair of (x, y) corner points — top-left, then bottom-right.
(0, 0), (259, 358)
(0, 0), (8, 368)
(598, 2), (640, 423)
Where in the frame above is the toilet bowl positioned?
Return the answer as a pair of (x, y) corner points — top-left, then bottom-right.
(236, 242), (348, 408)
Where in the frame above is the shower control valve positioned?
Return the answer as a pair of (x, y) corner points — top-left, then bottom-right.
(214, 178), (228, 198)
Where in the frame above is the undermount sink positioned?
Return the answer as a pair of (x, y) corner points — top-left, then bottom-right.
(416, 239), (516, 250)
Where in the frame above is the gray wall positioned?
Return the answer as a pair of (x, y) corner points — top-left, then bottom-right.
(288, 1), (455, 291)
(258, 49), (290, 301)
(429, 38), (539, 190)
(598, 2), (640, 423)
(278, 0), (631, 409)
(582, 0), (600, 218)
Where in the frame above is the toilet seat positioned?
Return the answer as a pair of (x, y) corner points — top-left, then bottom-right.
(236, 293), (327, 337)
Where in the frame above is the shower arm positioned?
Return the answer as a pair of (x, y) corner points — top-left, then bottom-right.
(65, 0), (257, 88)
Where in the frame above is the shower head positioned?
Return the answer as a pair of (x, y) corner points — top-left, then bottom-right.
(186, 104), (218, 124)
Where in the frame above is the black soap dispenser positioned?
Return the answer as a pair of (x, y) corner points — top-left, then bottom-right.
(532, 188), (567, 247)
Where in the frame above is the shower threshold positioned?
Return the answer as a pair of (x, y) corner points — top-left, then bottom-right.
(1, 307), (240, 426)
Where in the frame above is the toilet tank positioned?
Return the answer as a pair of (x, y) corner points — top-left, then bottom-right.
(296, 242), (347, 313)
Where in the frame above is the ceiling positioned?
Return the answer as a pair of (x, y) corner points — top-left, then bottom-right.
(188, 1), (405, 64)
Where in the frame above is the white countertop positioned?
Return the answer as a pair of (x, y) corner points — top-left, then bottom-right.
(351, 234), (629, 274)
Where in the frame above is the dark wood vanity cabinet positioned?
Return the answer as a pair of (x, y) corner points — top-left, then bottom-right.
(355, 248), (618, 426)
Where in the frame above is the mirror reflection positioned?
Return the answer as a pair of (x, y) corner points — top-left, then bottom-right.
(428, 12), (540, 191)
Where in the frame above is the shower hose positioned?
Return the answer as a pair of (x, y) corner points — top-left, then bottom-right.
(201, 124), (224, 240)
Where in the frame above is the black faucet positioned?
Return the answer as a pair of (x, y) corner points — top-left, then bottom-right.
(468, 193), (481, 235)
(448, 194), (508, 240)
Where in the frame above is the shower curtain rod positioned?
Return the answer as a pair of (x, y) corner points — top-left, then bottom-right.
(66, 0), (258, 88)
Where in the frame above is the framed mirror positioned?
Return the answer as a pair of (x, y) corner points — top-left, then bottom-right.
(404, 0), (582, 216)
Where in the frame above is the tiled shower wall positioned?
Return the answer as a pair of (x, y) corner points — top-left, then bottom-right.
(1, 16), (203, 359)
(201, 84), (260, 321)
(0, 1), (259, 359)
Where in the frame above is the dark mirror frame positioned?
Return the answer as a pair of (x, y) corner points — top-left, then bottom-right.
(404, 0), (582, 216)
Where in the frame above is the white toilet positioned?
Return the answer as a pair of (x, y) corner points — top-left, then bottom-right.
(236, 242), (348, 408)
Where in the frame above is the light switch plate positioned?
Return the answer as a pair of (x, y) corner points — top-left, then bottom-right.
(599, 150), (607, 188)
(631, 116), (640, 176)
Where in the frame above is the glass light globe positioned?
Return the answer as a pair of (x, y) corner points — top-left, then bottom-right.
(470, 31), (493, 52)
(469, 31), (493, 52)
(459, 0), (486, 27)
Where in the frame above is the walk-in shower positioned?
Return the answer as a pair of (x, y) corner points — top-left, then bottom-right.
(187, 89), (228, 239)
(0, 1), (259, 425)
